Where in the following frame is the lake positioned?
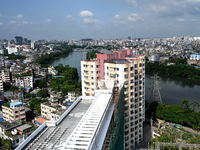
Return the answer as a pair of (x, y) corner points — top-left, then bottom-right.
(52, 51), (200, 106)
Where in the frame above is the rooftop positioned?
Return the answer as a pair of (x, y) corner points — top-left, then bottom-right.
(99, 49), (113, 54)
(0, 121), (22, 130)
(63, 94), (113, 149)
(35, 117), (49, 124)
(17, 124), (32, 131)
(25, 99), (93, 150)
(107, 59), (128, 64)
(41, 102), (62, 110)
(10, 101), (23, 107)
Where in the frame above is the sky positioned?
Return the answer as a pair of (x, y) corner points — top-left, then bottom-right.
(0, 0), (200, 40)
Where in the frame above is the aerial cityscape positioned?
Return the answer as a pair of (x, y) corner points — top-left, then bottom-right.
(0, 0), (200, 150)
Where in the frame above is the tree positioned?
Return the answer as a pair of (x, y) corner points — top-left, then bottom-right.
(29, 97), (41, 110)
(181, 99), (191, 113)
(190, 100), (200, 111)
(2, 139), (12, 149)
(37, 80), (47, 88)
(37, 89), (49, 98)
(155, 103), (170, 119)
(24, 93), (33, 98)
(10, 86), (18, 92)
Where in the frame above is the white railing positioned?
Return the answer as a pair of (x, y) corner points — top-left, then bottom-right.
(15, 122), (46, 150)
(56, 97), (81, 125)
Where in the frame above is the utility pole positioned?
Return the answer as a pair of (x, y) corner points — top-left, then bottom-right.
(149, 73), (162, 103)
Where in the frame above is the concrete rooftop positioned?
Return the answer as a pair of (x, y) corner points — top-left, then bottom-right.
(23, 99), (93, 150)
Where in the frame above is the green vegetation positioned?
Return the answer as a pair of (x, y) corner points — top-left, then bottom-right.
(86, 50), (100, 59)
(1, 53), (26, 60)
(36, 79), (48, 88)
(29, 97), (48, 116)
(24, 93), (34, 98)
(37, 89), (49, 98)
(5, 131), (11, 136)
(27, 122), (38, 129)
(146, 99), (200, 130)
(145, 58), (200, 79)
(49, 64), (81, 94)
(9, 86), (18, 92)
(14, 72), (32, 78)
(34, 46), (73, 67)
(0, 138), (12, 149)
(150, 126), (200, 149)
(2, 102), (10, 108)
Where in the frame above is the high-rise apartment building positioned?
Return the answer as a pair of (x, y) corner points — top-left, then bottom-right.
(15, 36), (23, 45)
(81, 49), (145, 149)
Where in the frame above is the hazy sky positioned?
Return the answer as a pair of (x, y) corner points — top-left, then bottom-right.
(0, 0), (200, 40)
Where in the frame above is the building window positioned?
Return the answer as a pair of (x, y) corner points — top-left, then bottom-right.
(124, 74), (128, 78)
(135, 64), (138, 68)
(130, 67), (134, 71)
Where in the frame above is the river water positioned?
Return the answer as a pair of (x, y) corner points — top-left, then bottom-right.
(52, 51), (200, 105)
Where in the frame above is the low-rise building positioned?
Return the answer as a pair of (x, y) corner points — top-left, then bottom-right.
(13, 73), (33, 89)
(66, 92), (75, 102)
(0, 69), (10, 82)
(0, 79), (3, 92)
(2, 102), (26, 121)
(34, 117), (48, 126)
(41, 94), (63, 120)
(0, 121), (35, 148)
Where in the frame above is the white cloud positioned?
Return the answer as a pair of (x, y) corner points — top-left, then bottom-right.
(190, 19), (197, 21)
(127, 13), (143, 22)
(79, 10), (94, 17)
(0, 22), (3, 26)
(22, 21), (29, 24)
(0, 14), (7, 18)
(114, 14), (120, 19)
(22, 21), (37, 24)
(83, 18), (98, 24)
(194, 7), (199, 10)
(127, 0), (137, 7)
(114, 13), (143, 24)
(65, 15), (75, 20)
(176, 18), (185, 22)
(44, 19), (52, 23)
(9, 20), (17, 24)
(150, 4), (167, 15)
(14, 14), (23, 19)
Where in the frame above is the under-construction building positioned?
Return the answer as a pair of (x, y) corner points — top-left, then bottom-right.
(81, 49), (145, 150)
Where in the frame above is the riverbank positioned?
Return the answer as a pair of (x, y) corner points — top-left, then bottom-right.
(34, 47), (73, 67)
(145, 61), (200, 79)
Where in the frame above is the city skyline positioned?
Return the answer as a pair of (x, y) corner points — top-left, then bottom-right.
(1, 0), (200, 40)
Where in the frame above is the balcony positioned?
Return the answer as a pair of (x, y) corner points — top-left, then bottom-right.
(20, 111), (25, 115)
(84, 79), (90, 83)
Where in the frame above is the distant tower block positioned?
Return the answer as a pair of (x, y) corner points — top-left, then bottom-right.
(149, 73), (162, 103)
(31, 41), (35, 49)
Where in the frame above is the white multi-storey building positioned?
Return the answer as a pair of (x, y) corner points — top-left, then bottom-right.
(14, 75), (33, 89)
(81, 49), (145, 149)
